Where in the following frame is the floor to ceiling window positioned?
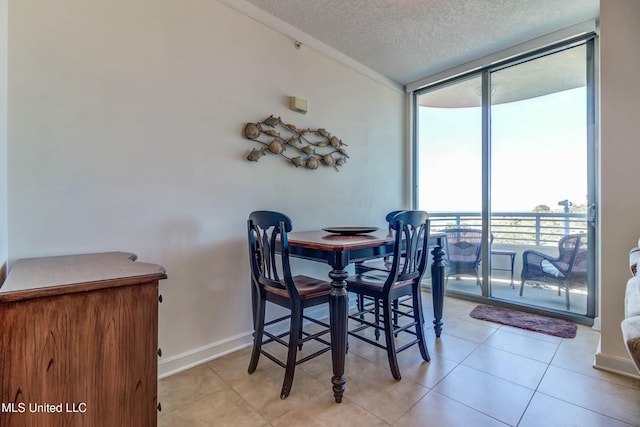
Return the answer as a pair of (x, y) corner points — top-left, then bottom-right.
(414, 35), (596, 322)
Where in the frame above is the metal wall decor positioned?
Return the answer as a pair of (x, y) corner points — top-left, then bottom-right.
(244, 115), (348, 171)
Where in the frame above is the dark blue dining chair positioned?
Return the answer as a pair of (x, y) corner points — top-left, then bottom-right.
(346, 210), (431, 380)
(354, 210), (406, 274)
(247, 210), (332, 399)
(354, 210), (407, 338)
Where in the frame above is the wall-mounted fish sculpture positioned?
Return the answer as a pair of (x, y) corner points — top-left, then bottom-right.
(243, 115), (349, 171)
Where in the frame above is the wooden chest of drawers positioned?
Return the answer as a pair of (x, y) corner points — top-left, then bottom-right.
(0, 252), (167, 427)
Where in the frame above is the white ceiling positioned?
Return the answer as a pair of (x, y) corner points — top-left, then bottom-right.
(241, 0), (599, 86)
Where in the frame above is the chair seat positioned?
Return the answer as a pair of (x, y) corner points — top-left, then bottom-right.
(347, 271), (413, 293)
(450, 255), (479, 263)
(265, 275), (332, 300)
(358, 258), (393, 271)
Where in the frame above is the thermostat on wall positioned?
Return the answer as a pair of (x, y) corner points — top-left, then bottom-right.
(290, 96), (308, 114)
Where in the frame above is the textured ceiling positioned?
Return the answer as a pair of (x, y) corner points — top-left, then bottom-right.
(243, 0), (599, 85)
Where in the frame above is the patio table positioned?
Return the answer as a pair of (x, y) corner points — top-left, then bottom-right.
(286, 229), (446, 403)
(491, 249), (517, 288)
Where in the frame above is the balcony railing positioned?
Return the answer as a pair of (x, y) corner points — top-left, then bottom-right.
(429, 211), (588, 246)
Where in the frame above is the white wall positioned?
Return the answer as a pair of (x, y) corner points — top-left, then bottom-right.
(0, 0), (7, 276)
(6, 0), (405, 375)
(597, 0), (640, 376)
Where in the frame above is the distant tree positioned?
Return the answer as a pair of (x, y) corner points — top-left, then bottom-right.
(571, 203), (588, 212)
(532, 204), (551, 212)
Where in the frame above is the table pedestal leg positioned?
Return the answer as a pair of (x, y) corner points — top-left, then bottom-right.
(431, 244), (446, 337)
(328, 268), (348, 403)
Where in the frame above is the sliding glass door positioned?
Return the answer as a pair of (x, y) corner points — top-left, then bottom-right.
(416, 76), (485, 296)
(415, 38), (596, 321)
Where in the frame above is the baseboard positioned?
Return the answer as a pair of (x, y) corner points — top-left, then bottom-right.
(158, 305), (331, 379)
(594, 349), (640, 380)
(158, 332), (253, 379)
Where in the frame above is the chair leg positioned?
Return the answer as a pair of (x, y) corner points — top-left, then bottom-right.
(519, 280), (525, 297)
(298, 308), (304, 350)
(357, 294), (364, 320)
(375, 298), (381, 340)
(250, 280), (258, 333)
(280, 307), (302, 399)
(412, 288), (430, 362)
(565, 283), (571, 310)
(248, 298), (266, 374)
(382, 299), (401, 380)
(393, 299), (399, 337)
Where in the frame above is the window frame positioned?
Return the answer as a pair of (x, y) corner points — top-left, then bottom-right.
(410, 33), (598, 322)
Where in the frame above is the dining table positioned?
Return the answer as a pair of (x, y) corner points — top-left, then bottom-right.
(286, 229), (446, 403)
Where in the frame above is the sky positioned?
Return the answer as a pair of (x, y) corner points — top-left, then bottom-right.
(417, 87), (588, 213)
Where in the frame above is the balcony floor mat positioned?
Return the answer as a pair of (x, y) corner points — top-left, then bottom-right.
(469, 304), (577, 338)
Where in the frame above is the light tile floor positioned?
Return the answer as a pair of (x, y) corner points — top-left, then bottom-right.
(158, 296), (640, 426)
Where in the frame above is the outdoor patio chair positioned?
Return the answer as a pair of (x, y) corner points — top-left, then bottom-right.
(443, 228), (492, 287)
(519, 233), (588, 310)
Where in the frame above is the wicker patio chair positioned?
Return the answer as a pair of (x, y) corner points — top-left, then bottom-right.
(443, 228), (492, 287)
(519, 233), (588, 310)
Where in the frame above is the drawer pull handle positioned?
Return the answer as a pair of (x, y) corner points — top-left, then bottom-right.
(157, 348), (162, 357)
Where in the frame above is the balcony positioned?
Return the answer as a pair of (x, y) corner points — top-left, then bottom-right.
(424, 211), (591, 319)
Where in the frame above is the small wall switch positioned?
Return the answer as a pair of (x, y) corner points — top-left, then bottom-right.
(290, 96), (308, 114)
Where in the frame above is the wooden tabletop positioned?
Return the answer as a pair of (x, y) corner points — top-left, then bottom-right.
(287, 230), (446, 252)
(287, 230), (395, 251)
(0, 252), (167, 302)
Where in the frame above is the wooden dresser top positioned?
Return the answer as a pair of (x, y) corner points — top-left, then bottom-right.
(0, 252), (167, 302)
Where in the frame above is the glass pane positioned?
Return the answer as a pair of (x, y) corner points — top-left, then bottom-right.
(489, 45), (589, 314)
(417, 76), (484, 296)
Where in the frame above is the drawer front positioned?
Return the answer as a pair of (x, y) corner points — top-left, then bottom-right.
(0, 282), (159, 427)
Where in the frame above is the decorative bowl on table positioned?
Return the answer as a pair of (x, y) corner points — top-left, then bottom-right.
(322, 227), (379, 235)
